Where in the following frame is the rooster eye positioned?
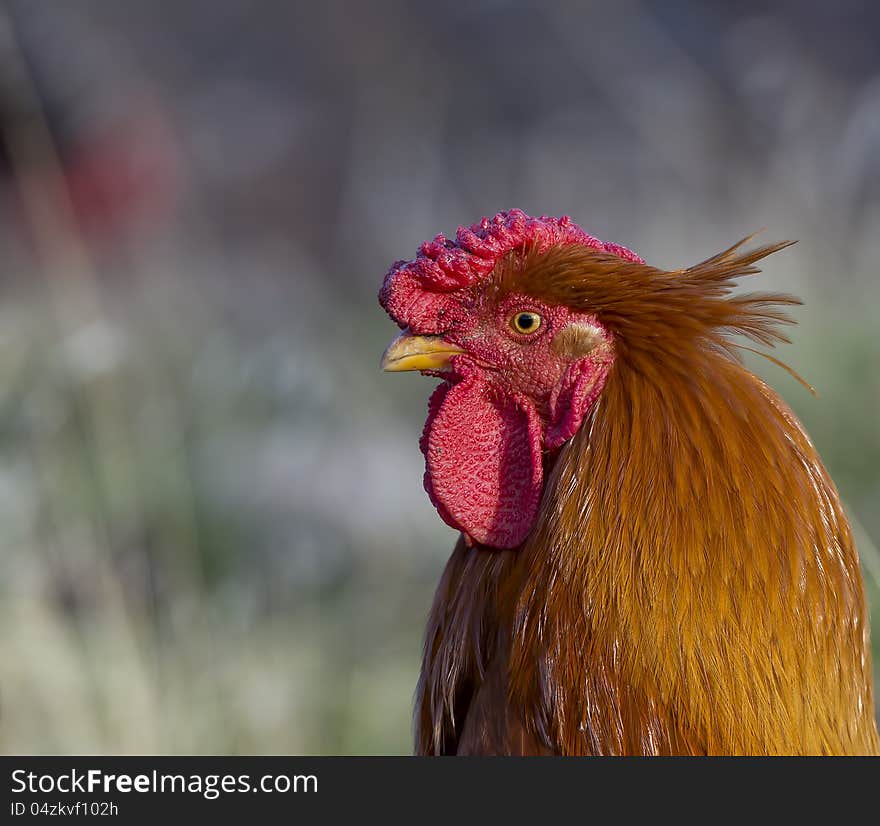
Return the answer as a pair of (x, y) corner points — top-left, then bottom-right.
(511, 311), (542, 335)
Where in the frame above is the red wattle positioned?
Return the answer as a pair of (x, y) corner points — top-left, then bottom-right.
(421, 374), (544, 549)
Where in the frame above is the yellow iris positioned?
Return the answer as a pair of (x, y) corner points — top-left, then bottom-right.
(511, 311), (542, 335)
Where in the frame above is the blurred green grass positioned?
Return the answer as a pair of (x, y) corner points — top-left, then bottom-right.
(0, 275), (876, 754)
(0, 285), (444, 754)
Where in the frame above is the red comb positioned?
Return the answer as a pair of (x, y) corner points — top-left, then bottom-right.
(378, 208), (642, 333)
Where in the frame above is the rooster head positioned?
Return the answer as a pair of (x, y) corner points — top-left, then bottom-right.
(378, 209), (642, 549)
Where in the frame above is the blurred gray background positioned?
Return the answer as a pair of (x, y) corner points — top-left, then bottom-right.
(0, 0), (877, 754)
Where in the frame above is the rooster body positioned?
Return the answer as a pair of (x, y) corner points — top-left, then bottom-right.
(380, 210), (879, 755)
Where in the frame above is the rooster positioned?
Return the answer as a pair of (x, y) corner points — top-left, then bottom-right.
(379, 209), (879, 756)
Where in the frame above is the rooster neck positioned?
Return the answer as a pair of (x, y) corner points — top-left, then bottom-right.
(416, 351), (879, 755)
(504, 351), (879, 755)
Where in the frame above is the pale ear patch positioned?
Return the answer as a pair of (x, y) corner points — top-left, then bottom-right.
(552, 322), (605, 359)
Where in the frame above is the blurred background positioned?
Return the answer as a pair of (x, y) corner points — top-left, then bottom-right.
(0, 0), (877, 754)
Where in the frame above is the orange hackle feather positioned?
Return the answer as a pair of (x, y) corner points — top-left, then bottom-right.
(416, 238), (880, 755)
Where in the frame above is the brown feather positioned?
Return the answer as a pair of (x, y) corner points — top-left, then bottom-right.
(415, 239), (879, 755)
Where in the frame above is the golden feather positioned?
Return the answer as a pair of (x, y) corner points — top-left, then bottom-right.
(416, 240), (879, 755)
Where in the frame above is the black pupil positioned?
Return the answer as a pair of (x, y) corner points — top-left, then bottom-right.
(518, 314), (535, 329)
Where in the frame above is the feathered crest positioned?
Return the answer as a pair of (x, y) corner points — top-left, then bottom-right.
(499, 235), (804, 379)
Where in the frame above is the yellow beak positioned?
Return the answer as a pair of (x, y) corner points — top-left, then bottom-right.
(381, 330), (465, 372)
